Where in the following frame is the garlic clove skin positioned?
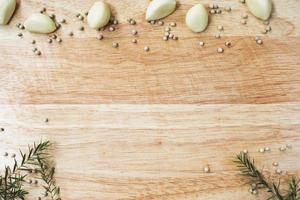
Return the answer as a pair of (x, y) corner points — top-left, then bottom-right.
(24, 13), (56, 34)
(0, 0), (16, 25)
(146, 0), (176, 21)
(87, 1), (111, 29)
(186, 4), (208, 33)
(246, 0), (272, 20)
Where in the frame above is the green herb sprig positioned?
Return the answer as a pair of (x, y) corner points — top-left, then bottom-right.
(37, 157), (61, 200)
(0, 167), (28, 200)
(0, 140), (60, 200)
(234, 152), (300, 200)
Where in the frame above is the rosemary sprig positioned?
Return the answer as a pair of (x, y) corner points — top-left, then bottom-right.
(234, 152), (300, 200)
(0, 141), (50, 200)
(0, 140), (60, 200)
(17, 141), (51, 172)
(37, 156), (61, 200)
(285, 177), (300, 200)
(234, 152), (273, 192)
(0, 167), (28, 200)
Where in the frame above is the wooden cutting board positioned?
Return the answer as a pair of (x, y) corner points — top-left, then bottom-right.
(0, 0), (299, 199)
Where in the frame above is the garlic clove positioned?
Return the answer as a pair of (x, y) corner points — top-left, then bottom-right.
(0, 0), (16, 25)
(87, 1), (111, 29)
(246, 0), (272, 20)
(146, 0), (176, 21)
(185, 4), (208, 33)
(24, 13), (56, 34)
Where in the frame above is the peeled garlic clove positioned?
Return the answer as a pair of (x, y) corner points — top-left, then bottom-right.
(24, 13), (56, 33)
(146, 0), (176, 21)
(0, 0), (16, 25)
(246, 0), (272, 20)
(87, 1), (111, 29)
(186, 4), (208, 33)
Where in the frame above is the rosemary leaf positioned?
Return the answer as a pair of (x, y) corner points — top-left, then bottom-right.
(234, 152), (300, 200)
(0, 140), (60, 200)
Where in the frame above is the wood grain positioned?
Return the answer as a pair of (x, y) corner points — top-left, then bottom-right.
(0, 0), (299, 199)
(0, 0), (299, 104)
(0, 104), (299, 199)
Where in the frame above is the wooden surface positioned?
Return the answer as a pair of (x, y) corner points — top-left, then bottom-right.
(0, 0), (300, 199)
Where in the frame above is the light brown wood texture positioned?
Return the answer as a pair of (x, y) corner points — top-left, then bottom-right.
(0, 0), (299, 199)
